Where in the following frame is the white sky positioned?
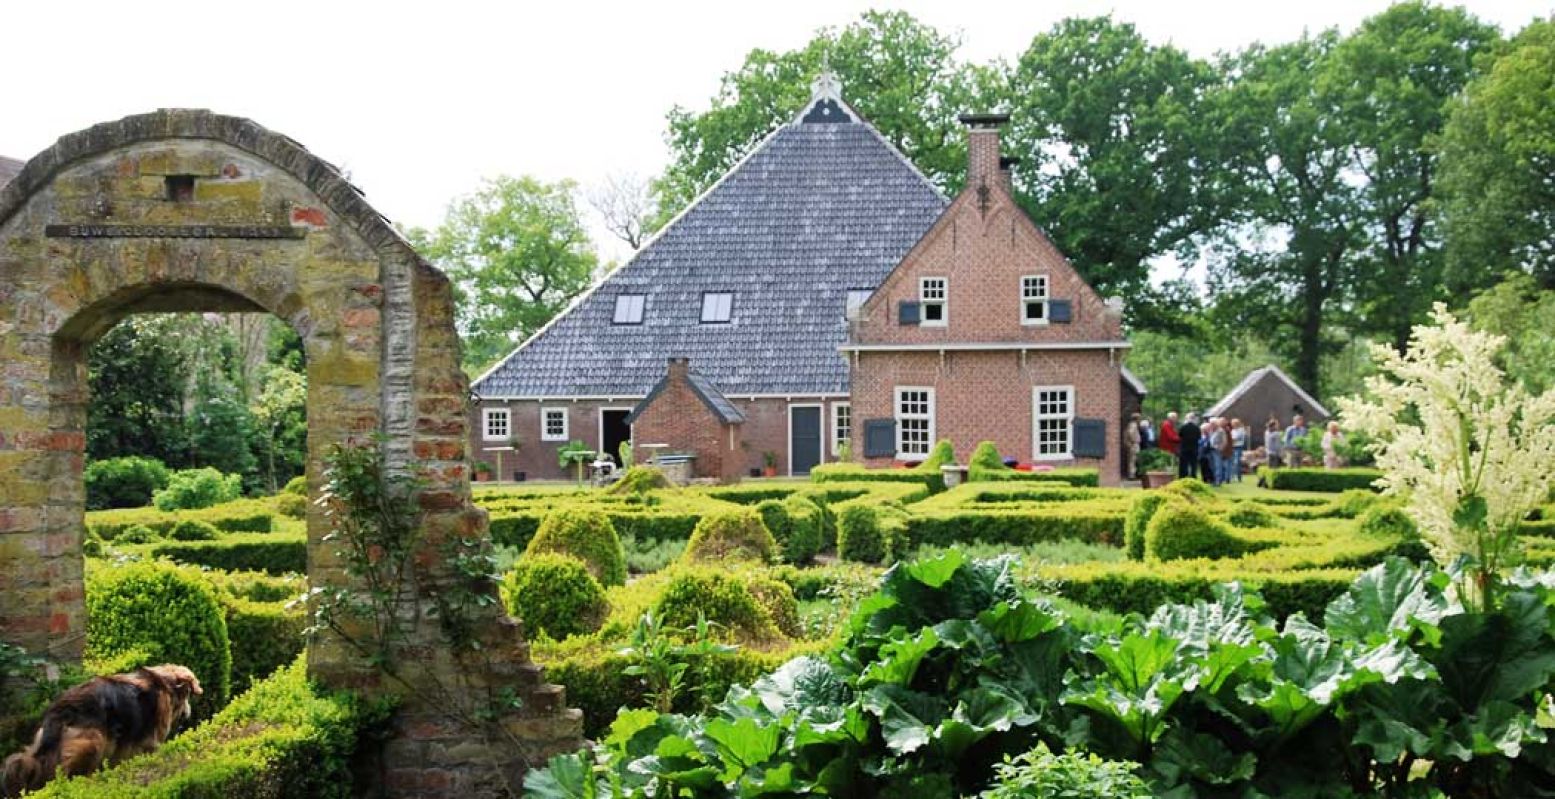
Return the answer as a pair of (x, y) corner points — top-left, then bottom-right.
(2, 1), (1547, 264)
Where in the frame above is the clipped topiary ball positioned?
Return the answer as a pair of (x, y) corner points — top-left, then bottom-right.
(169, 519), (221, 541)
(837, 502), (907, 564)
(1225, 503), (1279, 529)
(501, 553), (608, 641)
(274, 491), (309, 520)
(778, 495), (825, 564)
(606, 466), (675, 495)
(282, 475), (308, 496)
(1335, 489), (1380, 518)
(1360, 502), (1419, 540)
(1144, 500), (1253, 562)
(683, 507), (777, 565)
(115, 524), (160, 545)
(1160, 478), (1216, 503)
(526, 506), (628, 586)
(86, 561), (232, 716)
(653, 568), (780, 642)
(744, 574), (802, 638)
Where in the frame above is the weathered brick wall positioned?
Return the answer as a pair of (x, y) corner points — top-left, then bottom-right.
(468, 399), (641, 481)
(0, 111), (579, 797)
(850, 349), (1122, 484)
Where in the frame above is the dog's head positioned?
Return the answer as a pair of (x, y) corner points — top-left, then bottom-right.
(146, 665), (203, 719)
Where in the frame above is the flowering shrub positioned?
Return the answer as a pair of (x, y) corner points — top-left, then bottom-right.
(1341, 303), (1555, 609)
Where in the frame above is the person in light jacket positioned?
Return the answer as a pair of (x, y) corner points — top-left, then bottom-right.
(1322, 421), (1346, 469)
(1124, 413), (1142, 480)
(1263, 418), (1282, 471)
(1230, 418), (1247, 482)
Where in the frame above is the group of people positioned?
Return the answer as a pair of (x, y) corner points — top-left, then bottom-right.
(1122, 411), (1349, 485)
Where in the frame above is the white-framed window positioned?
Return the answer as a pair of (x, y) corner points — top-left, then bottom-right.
(832, 402), (852, 456)
(845, 289), (873, 320)
(895, 387), (935, 459)
(613, 294), (645, 325)
(701, 292), (733, 323)
(919, 277), (947, 326)
(1021, 275), (1049, 324)
(483, 407), (511, 442)
(1033, 386), (1074, 460)
(541, 407), (569, 442)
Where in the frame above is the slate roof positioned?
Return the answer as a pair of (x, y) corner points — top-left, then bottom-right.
(1208, 365), (1329, 419)
(626, 368), (745, 425)
(0, 156), (23, 189)
(473, 84), (948, 399)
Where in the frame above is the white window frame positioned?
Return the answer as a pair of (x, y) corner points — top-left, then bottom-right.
(1021, 275), (1050, 325)
(1032, 385), (1075, 461)
(919, 277), (947, 326)
(845, 289), (873, 321)
(700, 291), (734, 324)
(831, 401), (852, 457)
(482, 407), (511, 442)
(613, 294), (645, 325)
(540, 407), (569, 442)
(894, 387), (936, 460)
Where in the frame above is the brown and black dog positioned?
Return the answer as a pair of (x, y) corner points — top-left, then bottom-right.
(1, 664), (202, 797)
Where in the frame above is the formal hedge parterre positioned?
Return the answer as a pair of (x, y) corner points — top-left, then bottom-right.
(147, 533), (307, 576)
(87, 498), (276, 539)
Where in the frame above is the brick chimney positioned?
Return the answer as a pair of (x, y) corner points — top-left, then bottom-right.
(959, 113), (1010, 189)
(667, 356), (690, 381)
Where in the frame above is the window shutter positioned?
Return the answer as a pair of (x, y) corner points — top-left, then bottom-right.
(1073, 418), (1106, 458)
(898, 301), (920, 326)
(863, 419), (896, 458)
(1049, 300), (1073, 324)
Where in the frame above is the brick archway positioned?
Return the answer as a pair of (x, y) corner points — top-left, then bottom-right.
(0, 110), (578, 794)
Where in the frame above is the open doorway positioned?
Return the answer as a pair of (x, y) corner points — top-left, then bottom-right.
(600, 408), (632, 466)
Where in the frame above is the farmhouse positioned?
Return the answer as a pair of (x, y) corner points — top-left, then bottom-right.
(470, 78), (1136, 483)
(1207, 364), (1331, 427)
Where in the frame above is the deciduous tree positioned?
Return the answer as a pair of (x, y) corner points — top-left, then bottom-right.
(412, 175), (600, 373)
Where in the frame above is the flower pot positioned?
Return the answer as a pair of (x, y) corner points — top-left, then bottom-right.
(762, 466), (778, 478)
(1142, 471), (1175, 489)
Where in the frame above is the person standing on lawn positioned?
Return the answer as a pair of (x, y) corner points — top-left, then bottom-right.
(1216, 419), (1235, 484)
(1124, 413), (1142, 480)
(1177, 413), (1202, 479)
(1264, 418), (1283, 471)
(1206, 419), (1228, 485)
(1283, 414), (1308, 468)
(1322, 421), (1346, 469)
(1160, 412), (1181, 457)
(1230, 418), (1248, 482)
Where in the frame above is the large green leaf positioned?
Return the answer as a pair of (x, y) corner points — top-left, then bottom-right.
(861, 627), (941, 687)
(1325, 558), (1452, 647)
(862, 684), (949, 755)
(705, 716), (782, 774)
(1434, 590), (1555, 707)
(977, 599), (1064, 644)
(1151, 728), (1257, 789)
(749, 656), (851, 718)
(1438, 699), (1548, 760)
(523, 753), (597, 799)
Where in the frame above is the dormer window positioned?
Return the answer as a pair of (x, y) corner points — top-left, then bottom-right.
(613, 294), (645, 325)
(1022, 275), (1049, 325)
(919, 278), (946, 326)
(845, 289), (873, 320)
(701, 292), (733, 324)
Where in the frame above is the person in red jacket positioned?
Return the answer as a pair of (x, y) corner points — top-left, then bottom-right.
(1159, 412), (1181, 456)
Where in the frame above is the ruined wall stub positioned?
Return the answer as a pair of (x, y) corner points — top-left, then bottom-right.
(0, 110), (580, 796)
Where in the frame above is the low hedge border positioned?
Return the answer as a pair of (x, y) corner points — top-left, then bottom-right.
(969, 467), (1100, 487)
(145, 533), (307, 575)
(88, 499), (276, 539)
(29, 658), (378, 799)
(1039, 561), (1360, 622)
(1257, 467), (1384, 493)
(904, 509), (1125, 549)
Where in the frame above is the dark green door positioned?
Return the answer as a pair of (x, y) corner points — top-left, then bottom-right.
(791, 406), (822, 476)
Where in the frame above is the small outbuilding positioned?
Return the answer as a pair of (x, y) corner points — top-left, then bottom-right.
(627, 357), (746, 483)
(1207, 364), (1330, 428)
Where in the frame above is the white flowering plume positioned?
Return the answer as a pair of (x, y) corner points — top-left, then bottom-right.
(1339, 303), (1555, 570)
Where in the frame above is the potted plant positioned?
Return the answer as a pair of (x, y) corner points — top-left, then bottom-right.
(761, 451), (778, 478)
(473, 460), (493, 482)
(1138, 448), (1175, 488)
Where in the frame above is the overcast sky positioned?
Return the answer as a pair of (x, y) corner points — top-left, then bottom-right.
(2, 1), (1547, 264)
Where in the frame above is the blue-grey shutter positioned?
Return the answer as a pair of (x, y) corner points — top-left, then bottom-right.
(863, 419), (896, 458)
(898, 301), (920, 325)
(1073, 418), (1106, 458)
(1049, 300), (1073, 323)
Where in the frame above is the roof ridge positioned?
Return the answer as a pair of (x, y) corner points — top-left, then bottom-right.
(473, 93), (947, 395)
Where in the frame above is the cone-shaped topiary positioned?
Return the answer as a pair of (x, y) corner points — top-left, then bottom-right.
(502, 553), (608, 641)
(169, 519), (221, 541)
(1226, 503), (1279, 529)
(682, 507), (777, 564)
(526, 506), (628, 586)
(652, 568), (782, 642)
(754, 497), (825, 564)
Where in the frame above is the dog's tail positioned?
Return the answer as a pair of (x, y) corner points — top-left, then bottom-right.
(2, 716), (63, 798)
(2, 750), (44, 799)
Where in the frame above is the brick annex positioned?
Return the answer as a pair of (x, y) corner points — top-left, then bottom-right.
(472, 77), (1143, 485)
